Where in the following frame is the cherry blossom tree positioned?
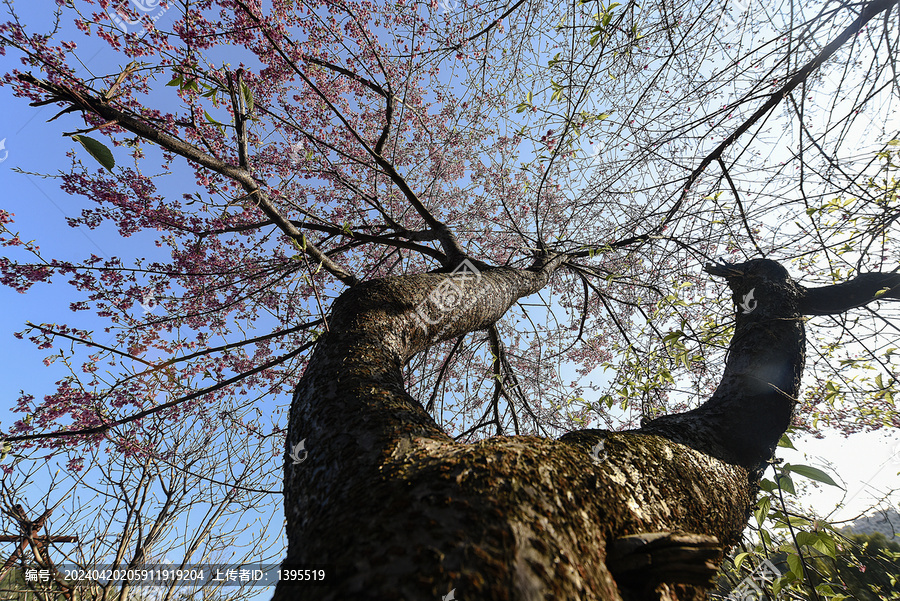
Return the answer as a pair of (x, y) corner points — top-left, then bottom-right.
(0, 418), (280, 601)
(2, 0), (899, 598)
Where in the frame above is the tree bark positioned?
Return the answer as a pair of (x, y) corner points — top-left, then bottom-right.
(273, 259), (899, 601)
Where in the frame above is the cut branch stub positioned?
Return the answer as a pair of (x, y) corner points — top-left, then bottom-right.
(607, 531), (723, 588)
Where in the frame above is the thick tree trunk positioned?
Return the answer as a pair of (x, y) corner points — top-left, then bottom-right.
(272, 259), (900, 601)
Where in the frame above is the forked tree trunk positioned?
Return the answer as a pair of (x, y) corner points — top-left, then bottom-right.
(272, 258), (900, 601)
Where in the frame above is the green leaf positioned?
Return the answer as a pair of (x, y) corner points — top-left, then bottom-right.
(70, 135), (115, 171)
(777, 432), (796, 449)
(812, 532), (837, 558)
(776, 471), (796, 495)
(875, 287), (891, 298)
(241, 80), (254, 112)
(755, 496), (770, 526)
(786, 553), (802, 576)
(662, 329), (684, 341)
(824, 379), (841, 404)
(550, 81), (564, 102)
(783, 515), (811, 528)
(784, 463), (843, 489)
(204, 111), (226, 134)
(772, 577), (784, 597)
(795, 530), (816, 548)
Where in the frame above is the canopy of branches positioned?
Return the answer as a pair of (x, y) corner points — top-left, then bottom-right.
(0, 0), (897, 509)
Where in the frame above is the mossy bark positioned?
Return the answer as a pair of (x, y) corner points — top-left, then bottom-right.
(273, 262), (761, 600)
(275, 258), (900, 599)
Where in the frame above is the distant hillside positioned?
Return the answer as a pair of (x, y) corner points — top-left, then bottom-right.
(842, 507), (900, 540)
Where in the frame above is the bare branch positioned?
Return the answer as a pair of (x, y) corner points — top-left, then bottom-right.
(227, 68), (250, 169)
(717, 157), (765, 258)
(4, 340), (315, 443)
(599, 0), (900, 253)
